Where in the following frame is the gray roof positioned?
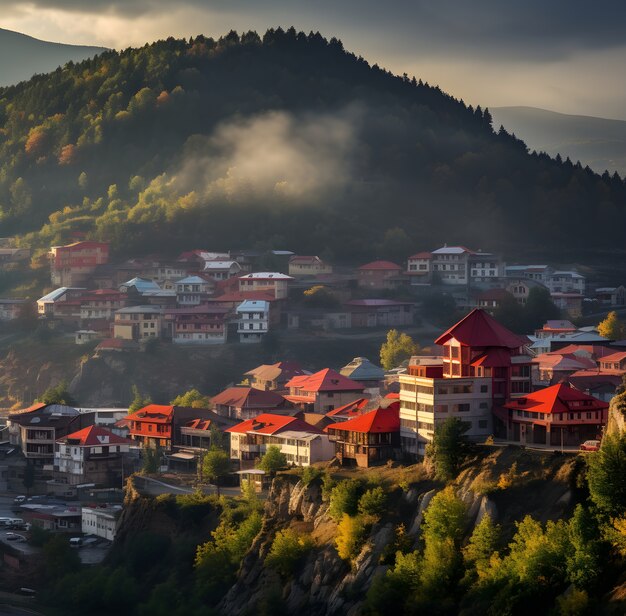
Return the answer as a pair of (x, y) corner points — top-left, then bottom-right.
(340, 357), (384, 381)
(120, 278), (161, 293)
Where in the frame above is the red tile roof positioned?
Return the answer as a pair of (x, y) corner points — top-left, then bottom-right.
(225, 413), (322, 435)
(471, 348), (514, 368)
(59, 425), (133, 446)
(358, 260), (402, 271)
(285, 368), (365, 393)
(435, 309), (528, 349)
(326, 406), (399, 434)
(503, 383), (608, 414)
(211, 387), (286, 409)
(126, 404), (174, 423)
(600, 351), (626, 363)
(325, 398), (370, 418)
(408, 252), (432, 259)
(9, 402), (48, 416)
(184, 418), (213, 431)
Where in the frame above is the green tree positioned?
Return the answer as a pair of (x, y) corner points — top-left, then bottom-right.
(377, 227), (412, 264)
(170, 388), (211, 408)
(141, 445), (160, 474)
(37, 381), (76, 406)
(597, 310), (626, 340)
(587, 432), (626, 517)
(428, 417), (472, 481)
(265, 529), (313, 577)
(566, 505), (602, 590)
(358, 486), (387, 518)
(463, 514), (500, 582)
(379, 329), (419, 371)
(129, 384), (151, 412)
(202, 448), (231, 496)
(43, 535), (81, 581)
(257, 445), (287, 476)
(420, 486), (467, 597)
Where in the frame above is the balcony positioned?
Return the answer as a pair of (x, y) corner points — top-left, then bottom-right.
(239, 443), (261, 453)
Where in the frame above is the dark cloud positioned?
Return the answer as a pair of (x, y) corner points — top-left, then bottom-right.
(3, 0), (626, 61)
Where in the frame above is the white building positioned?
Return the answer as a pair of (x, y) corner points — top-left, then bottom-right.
(174, 276), (215, 306)
(81, 506), (121, 541)
(202, 260), (242, 280)
(226, 413), (334, 469)
(545, 271), (586, 295)
(236, 300), (270, 343)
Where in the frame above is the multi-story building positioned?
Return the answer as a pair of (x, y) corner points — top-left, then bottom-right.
(430, 246), (474, 285)
(357, 261), (403, 290)
(226, 413), (334, 469)
(7, 403), (86, 467)
(164, 304), (230, 345)
(211, 387), (288, 420)
(399, 309), (532, 456)
(79, 289), (126, 321)
(468, 252), (505, 283)
(49, 241), (109, 287)
(407, 252), (432, 284)
(236, 300), (270, 343)
(326, 403), (400, 468)
(238, 272), (293, 299)
(174, 276), (215, 307)
(244, 361), (309, 392)
(288, 256), (333, 277)
(37, 287), (86, 318)
(498, 383), (608, 447)
(125, 405), (208, 451)
(113, 305), (163, 341)
(285, 368), (366, 413)
(203, 260), (243, 281)
(54, 426), (134, 486)
(545, 271), (586, 295)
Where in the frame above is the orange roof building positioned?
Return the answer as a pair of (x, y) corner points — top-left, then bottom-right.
(498, 383), (609, 447)
(211, 387), (288, 420)
(326, 405), (400, 467)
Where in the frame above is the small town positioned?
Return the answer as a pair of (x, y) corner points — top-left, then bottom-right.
(3, 11), (626, 616)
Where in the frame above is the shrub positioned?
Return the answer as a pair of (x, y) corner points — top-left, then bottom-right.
(301, 466), (323, 486)
(358, 486), (387, 518)
(329, 479), (361, 521)
(265, 529), (313, 577)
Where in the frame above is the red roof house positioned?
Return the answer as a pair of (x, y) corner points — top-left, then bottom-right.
(211, 387), (288, 420)
(498, 383), (609, 447)
(326, 405), (400, 467)
(357, 261), (404, 290)
(285, 368), (366, 413)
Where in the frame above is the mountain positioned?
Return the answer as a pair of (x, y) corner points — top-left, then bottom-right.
(1, 28), (625, 266)
(491, 106), (626, 176)
(0, 27), (107, 87)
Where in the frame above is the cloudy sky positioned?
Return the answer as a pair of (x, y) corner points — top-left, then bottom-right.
(2, 0), (626, 119)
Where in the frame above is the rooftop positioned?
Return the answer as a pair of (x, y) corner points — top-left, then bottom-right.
(239, 272), (294, 280)
(504, 383), (608, 414)
(58, 425), (133, 447)
(326, 406), (399, 434)
(211, 387), (286, 409)
(285, 368), (365, 393)
(225, 413), (322, 436)
(357, 260), (402, 271)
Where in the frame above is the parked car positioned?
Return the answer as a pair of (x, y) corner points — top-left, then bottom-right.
(13, 495), (26, 504)
(580, 440), (601, 452)
(6, 532), (26, 542)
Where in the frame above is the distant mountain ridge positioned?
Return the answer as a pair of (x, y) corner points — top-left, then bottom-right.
(491, 106), (626, 176)
(0, 27), (107, 87)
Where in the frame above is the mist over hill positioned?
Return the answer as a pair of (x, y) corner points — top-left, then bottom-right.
(0, 27), (107, 87)
(0, 28), (625, 264)
(491, 106), (626, 176)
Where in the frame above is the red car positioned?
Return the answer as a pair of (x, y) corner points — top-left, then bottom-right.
(580, 440), (601, 452)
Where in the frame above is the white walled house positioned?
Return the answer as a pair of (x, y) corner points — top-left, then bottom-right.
(238, 272), (293, 299)
(82, 506), (121, 541)
(226, 414), (334, 469)
(236, 300), (269, 343)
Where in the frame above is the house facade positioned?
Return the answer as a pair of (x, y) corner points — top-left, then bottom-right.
(226, 414), (334, 469)
(285, 368), (366, 413)
(345, 299), (414, 327)
(54, 426), (134, 486)
(211, 387), (288, 420)
(288, 255), (333, 277)
(357, 261), (403, 290)
(49, 241), (109, 287)
(238, 272), (293, 299)
(113, 305), (163, 340)
(164, 305), (230, 345)
(326, 404), (400, 468)
(236, 300), (270, 343)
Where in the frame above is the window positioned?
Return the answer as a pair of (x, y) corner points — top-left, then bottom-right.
(480, 385), (488, 393)
(454, 404), (470, 413)
(478, 420), (488, 429)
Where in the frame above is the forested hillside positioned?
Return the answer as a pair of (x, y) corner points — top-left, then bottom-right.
(1, 28), (625, 262)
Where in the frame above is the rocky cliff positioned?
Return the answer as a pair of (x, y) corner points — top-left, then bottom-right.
(219, 447), (581, 615)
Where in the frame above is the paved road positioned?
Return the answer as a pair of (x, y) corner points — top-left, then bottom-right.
(134, 476), (242, 498)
